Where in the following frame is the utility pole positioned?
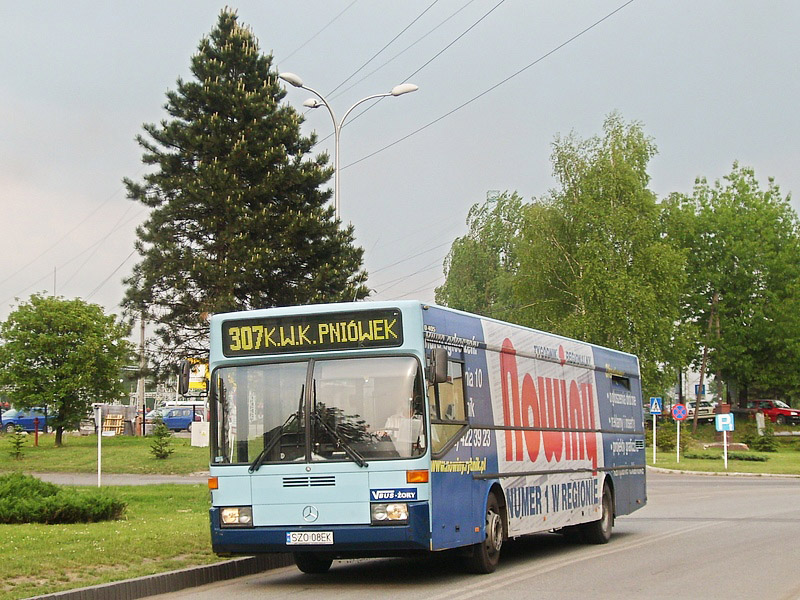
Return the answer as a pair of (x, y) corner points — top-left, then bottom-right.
(136, 312), (146, 436)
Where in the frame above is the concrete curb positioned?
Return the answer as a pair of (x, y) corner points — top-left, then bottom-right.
(647, 465), (800, 478)
(30, 554), (294, 600)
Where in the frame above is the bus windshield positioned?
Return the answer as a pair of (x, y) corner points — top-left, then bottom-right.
(211, 356), (426, 466)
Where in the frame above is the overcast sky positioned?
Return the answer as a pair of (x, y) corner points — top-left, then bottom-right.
(2, 1), (798, 329)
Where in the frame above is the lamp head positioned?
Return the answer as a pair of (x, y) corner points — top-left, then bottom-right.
(390, 83), (419, 96)
(278, 72), (304, 88)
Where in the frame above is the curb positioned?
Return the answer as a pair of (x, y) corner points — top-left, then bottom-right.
(31, 554), (294, 600)
(646, 465), (800, 478)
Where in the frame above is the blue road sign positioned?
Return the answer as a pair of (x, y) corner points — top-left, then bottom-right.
(649, 397), (663, 415)
(715, 413), (735, 431)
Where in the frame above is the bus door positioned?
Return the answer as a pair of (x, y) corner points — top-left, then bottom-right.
(428, 353), (476, 550)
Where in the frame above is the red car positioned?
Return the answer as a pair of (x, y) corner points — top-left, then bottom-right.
(746, 399), (800, 425)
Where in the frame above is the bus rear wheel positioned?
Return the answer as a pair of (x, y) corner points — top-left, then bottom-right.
(293, 552), (333, 574)
(581, 483), (613, 544)
(466, 493), (504, 574)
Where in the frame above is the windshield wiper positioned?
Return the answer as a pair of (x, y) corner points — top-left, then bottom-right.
(312, 408), (368, 468)
(249, 385), (304, 473)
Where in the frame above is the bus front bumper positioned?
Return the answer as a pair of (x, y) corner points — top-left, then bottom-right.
(210, 502), (430, 556)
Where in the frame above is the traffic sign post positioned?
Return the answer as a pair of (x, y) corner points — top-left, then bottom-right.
(672, 403), (688, 463)
(649, 397), (663, 464)
(716, 413), (735, 470)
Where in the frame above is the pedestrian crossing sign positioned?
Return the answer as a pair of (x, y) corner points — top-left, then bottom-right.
(649, 397), (663, 415)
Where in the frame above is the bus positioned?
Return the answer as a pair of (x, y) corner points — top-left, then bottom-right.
(207, 301), (646, 574)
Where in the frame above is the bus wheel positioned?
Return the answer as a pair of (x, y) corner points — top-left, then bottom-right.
(581, 484), (613, 544)
(293, 552), (333, 574)
(466, 493), (504, 574)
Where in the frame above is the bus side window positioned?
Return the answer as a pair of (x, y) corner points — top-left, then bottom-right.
(429, 360), (468, 455)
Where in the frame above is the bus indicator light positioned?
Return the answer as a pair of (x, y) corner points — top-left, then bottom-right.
(406, 469), (429, 483)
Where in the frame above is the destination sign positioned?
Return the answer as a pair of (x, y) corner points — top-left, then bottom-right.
(221, 309), (403, 357)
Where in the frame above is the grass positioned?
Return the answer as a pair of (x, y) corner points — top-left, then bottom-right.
(0, 432), (209, 475)
(0, 483), (217, 600)
(648, 448), (800, 474)
(646, 421), (800, 475)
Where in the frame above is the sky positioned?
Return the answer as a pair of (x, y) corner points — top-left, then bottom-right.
(2, 1), (799, 332)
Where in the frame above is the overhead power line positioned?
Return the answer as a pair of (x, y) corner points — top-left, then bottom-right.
(324, 0), (441, 98)
(343, 0), (636, 170)
(279, 0), (359, 64)
(330, 0), (479, 101)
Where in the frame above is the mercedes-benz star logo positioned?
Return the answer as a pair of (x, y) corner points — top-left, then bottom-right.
(302, 505), (319, 522)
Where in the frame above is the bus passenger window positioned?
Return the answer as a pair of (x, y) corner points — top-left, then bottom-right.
(429, 360), (468, 455)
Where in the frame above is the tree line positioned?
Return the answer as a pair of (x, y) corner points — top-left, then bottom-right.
(436, 114), (800, 405)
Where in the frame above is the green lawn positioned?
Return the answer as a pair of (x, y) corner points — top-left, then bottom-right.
(0, 432), (209, 475)
(648, 447), (800, 475)
(646, 422), (800, 475)
(0, 484), (217, 600)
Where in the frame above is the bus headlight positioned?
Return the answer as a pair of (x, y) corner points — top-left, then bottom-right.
(220, 506), (253, 527)
(371, 503), (409, 525)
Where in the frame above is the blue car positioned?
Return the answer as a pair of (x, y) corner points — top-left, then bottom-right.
(2, 408), (55, 433)
(146, 406), (202, 432)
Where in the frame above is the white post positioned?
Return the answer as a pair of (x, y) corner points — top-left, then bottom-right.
(96, 405), (102, 487)
(676, 420), (681, 463)
(652, 414), (657, 463)
(723, 430), (728, 470)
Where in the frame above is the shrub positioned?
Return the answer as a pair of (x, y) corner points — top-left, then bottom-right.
(150, 417), (174, 459)
(655, 423), (689, 452)
(7, 426), (27, 459)
(0, 473), (126, 524)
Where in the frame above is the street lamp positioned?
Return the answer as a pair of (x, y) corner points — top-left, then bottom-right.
(278, 72), (418, 221)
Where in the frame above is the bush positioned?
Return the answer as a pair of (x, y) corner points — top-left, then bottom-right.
(150, 417), (174, 460)
(7, 426), (27, 459)
(0, 473), (126, 524)
(655, 423), (690, 452)
(741, 420), (780, 452)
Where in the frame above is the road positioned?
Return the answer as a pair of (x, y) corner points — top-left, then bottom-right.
(152, 471), (800, 600)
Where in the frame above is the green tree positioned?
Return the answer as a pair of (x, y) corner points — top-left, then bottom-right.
(122, 9), (367, 369)
(435, 192), (524, 316)
(663, 163), (800, 405)
(437, 114), (686, 397)
(0, 295), (132, 447)
(517, 114), (686, 396)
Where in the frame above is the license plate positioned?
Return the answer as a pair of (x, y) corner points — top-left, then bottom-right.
(286, 531), (334, 545)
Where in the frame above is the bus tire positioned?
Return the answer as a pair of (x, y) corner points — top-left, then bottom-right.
(293, 552), (333, 574)
(581, 483), (613, 544)
(466, 492), (504, 574)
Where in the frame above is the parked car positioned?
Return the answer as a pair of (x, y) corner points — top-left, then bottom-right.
(745, 399), (800, 425)
(686, 400), (717, 421)
(145, 406), (203, 432)
(1, 408), (55, 433)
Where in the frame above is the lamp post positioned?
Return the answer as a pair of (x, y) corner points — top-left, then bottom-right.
(278, 72), (418, 221)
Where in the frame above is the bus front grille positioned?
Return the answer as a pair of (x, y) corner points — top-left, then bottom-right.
(283, 475), (336, 488)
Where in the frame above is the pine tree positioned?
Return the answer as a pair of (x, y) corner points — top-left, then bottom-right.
(123, 9), (368, 368)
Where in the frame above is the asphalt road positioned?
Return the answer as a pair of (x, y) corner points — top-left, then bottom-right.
(148, 471), (800, 600)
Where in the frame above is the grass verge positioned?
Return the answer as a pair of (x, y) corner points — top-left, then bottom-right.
(647, 447), (800, 475)
(0, 433), (208, 475)
(0, 483), (216, 600)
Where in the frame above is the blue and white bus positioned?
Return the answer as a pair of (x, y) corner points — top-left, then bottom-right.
(207, 301), (646, 574)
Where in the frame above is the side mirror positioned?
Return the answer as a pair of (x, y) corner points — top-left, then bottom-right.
(428, 348), (448, 385)
(178, 360), (191, 395)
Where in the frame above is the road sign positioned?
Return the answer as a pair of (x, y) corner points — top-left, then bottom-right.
(694, 384), (706, 396)
(649, 397), (663, 415)
(672, 404), (688, 421)
(715, 413), (735, 432)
